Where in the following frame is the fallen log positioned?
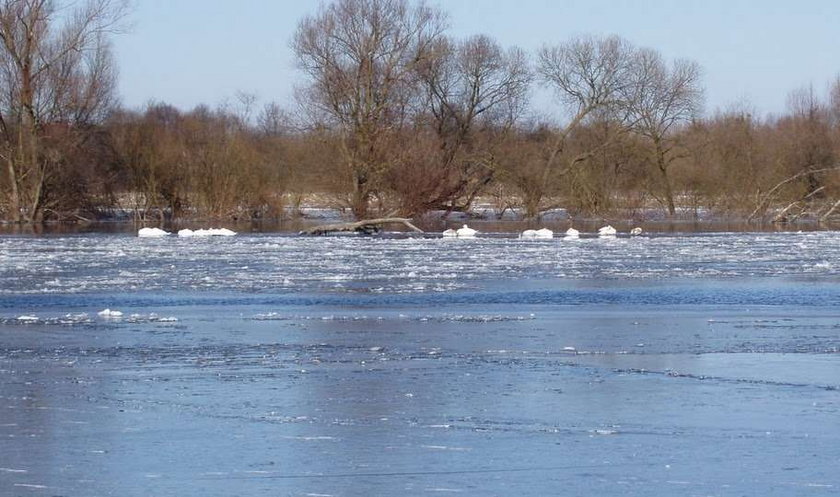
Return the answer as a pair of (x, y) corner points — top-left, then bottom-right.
(300, 217), (424, 236)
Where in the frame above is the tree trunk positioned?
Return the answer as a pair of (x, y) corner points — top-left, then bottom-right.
(19, 51), (43, 224)
(351, 170), (371, 219)
(5, 156), (22, 223)
(523, 189), (543, 220)
(654, 140), (676, 216)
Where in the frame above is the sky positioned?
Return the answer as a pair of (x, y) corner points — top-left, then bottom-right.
(112, 0), (840, 118)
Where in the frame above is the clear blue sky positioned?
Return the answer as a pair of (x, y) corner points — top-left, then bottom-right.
(113, 0), (840, 118)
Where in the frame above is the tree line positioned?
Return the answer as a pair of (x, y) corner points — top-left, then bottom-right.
(1, 0), (838, 224)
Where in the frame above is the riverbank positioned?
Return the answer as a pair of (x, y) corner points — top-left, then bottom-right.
(2, 203), (839, 236)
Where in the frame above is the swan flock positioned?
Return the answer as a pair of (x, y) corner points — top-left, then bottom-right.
(442, 224), (643, 238)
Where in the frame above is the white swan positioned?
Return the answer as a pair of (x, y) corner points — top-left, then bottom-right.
(456, 224), (477, 238)
(177, 229), (195, 237)
(523, 228), (553, 239)
(565, 228), (580, 238)
(442, 228), (458, 238)
(137, 227), (169, 237)
(630, 227), (643, 236)
(598, 225), (617, 236)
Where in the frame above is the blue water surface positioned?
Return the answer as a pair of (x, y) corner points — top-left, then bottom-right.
(1, 231), (838, 496)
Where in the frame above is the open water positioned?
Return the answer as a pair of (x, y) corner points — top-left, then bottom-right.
(1, 231), (839, 496)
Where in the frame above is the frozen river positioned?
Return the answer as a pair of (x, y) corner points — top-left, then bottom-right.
(1, 231), (839, 496)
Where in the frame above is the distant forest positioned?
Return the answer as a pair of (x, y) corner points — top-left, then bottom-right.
(1, 0), (839, 225)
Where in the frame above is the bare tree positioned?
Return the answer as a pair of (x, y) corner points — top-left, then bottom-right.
(682, 108), (765, 213)
(292, 0), (447, 219)
(0, 0), (127, 223)
(418, 35), (530, 139)
(390, 33), (529, 216)
(625, 48), (703, 216)
(783, 86), (834, 195)
(828, 76), (840, 126)
(515, 35), (635, 218)
(257, 101), (294, 137)
(745, 86), (839, 222)
(108, 104), (189, 221)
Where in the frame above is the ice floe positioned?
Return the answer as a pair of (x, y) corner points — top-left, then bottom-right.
(2, 313), (93, 326)
(3, 312), (177, 326)
(252, 312), (535, 323)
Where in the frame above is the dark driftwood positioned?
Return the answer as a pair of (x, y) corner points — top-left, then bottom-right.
(300, 217), (424, 236)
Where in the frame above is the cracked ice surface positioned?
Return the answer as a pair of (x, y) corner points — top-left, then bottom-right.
(0, 231), (837, 297)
